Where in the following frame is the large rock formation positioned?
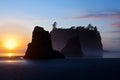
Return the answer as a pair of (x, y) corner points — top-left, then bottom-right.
(50, 23), (103, 57)
(61, 36), (84, 57)
(24, 26), (65, 59)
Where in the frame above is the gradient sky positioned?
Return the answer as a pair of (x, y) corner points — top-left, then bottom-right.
(0, 0), (120, 54)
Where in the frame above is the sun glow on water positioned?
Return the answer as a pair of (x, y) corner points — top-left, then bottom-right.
(0, 52), (24, 57)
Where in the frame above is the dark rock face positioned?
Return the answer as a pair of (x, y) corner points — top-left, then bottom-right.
(61, 36), (84, 57)
(50, 24), (103, 57)
(24, 26), (65, 59)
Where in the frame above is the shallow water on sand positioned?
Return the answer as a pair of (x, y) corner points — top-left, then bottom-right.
(0, 57), (120, 80)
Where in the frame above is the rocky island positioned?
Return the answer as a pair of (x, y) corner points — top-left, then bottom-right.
(50, 22), (103, 57)
(24, 22), (103, 59)
(24, 26), (65, 59)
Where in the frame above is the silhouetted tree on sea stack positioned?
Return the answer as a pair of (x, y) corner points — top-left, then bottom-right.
(24, 26), (65, 59)
(52, 22), (57, 30)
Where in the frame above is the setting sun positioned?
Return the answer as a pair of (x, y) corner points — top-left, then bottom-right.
(0, 34), (27, 57)
(8, 53), (13, 57)
(3, 38), (18, 50)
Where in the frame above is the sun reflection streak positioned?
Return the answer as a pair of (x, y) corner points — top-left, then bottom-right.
(3, 60), (25, 63)
(7, 60), (13, 63)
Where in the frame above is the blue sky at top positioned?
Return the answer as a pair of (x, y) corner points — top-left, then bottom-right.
(0, 0), (120, 51)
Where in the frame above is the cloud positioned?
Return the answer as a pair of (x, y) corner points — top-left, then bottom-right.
(110, 30), (120, 33)
(61, 9), (120, 29)
(0, 18), (49, 25)
(115, 38), (120, 41)
(109, 22), (120, 28)
(103, 30), (120, 34)
(61, 9), (120, 20)
(31, 18), (49, 22)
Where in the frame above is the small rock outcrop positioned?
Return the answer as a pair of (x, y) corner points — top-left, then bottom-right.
(24, 26), (65, 59)
(61, 36), (84, 57)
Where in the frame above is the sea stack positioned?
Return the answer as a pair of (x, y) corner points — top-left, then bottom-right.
(61, 36), (84, 57)
(24, 26), (65, 59)
(50, 23), (103, 57)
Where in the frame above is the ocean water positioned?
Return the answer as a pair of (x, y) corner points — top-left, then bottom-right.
(103, 52), (120, 58)
(1, 52), (120, 58)
(0, 57), (120, 80)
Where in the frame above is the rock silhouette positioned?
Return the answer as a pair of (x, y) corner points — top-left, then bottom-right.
(61, 36), (84, 57)
(50, 23), (103, 57)
(24, 26), (65, 59)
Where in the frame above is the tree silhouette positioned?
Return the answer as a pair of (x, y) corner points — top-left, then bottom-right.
(52, 22), (57, 30)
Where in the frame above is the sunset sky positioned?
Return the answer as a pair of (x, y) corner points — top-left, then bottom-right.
(0, 0), (120, 56)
